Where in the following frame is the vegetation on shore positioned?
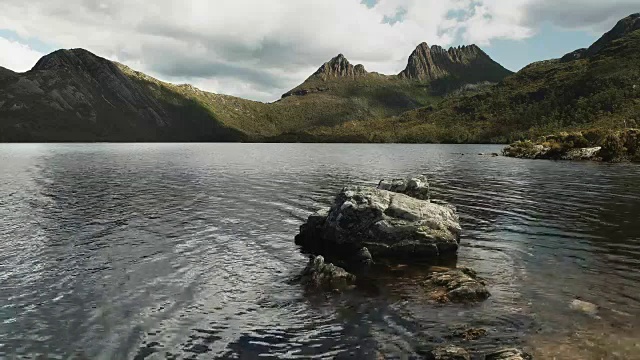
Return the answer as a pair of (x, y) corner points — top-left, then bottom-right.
(502, 129), (640, 162)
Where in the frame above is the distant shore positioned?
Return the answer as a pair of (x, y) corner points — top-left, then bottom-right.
(502, 129), (640, 163)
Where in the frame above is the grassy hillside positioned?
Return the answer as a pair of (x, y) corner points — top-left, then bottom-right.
(123, 67), (441, 140)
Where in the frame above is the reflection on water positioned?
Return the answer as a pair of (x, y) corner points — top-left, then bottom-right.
(0, 143), (639, 359)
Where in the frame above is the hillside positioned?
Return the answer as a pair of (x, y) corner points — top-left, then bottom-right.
(0, 49), (257, 142)
(0, 67), (16, 79)
(302, 13), (640, 143)
(0, 43), (511, 142)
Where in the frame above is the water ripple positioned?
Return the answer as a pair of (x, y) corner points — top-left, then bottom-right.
(0, 143), (639, 359)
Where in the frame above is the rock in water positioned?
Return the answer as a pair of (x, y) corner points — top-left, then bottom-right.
(426, 345), (470, 360)
(354, 247), (373, 266)
(561, 147), (601, 160)
(423, 267), (490, 303)
(295, 184), (461, 262)
(298, 256), (355, 291)
(377, 175), (430, 200)
(484, 348), (532, 360)
(447, 326), (488, 341)
(570, 299), (599, 316)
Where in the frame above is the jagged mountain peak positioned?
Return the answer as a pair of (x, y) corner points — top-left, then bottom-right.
(409, 43), (482, 57)
(399, 42), (503, 81)
(312, 53), (368, 79)
(31, 48), (113, 72)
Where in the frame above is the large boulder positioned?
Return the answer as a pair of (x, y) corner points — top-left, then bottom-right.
(423, 267), (491, 303)
(560, 147), (601, 160)
(295, 183), (461, 262)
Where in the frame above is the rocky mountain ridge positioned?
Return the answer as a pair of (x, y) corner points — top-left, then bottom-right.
(399, 43), (492, 81)
(4, 11), (637, 144)
(282, 42), (511, 99)
(312, 54), (368, 79)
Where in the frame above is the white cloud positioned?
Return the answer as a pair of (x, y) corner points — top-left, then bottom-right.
(0, 1), (636, 101)
(0, 37), (44, 73)
(522, 0), (640, 32)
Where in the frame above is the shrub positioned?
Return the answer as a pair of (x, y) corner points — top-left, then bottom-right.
(562, 132), (590, 148)
(622, 130), (640, 157)
(599, 133), (626, 161)
(583, 128), (609, 145)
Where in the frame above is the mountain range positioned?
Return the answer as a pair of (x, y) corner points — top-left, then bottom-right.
(0, 13), (638, 143)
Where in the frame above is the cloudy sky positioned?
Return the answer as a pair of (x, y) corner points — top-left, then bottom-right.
(0, 0), (638, 102)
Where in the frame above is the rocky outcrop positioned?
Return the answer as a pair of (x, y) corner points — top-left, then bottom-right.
(426, 345), (470, 360)
(423, 267), (490, 303)
(281, 86), (329, 98)
(399, 43), (511, 82)
(377, 175), (430, 200)
(312, 54), (368, 80)
(400, 43), (451, 81)
(296, 255), (355, 291)
(560, 48), (587, 62)
(561, 147), (601, 160)
(484, 348), (532, 360)
(421, 346), (532, 360)
(295, 177), (461, 263)
(502, 141), (601, 161)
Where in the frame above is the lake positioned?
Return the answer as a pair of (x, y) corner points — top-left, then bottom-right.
(1, 143), (639, 359)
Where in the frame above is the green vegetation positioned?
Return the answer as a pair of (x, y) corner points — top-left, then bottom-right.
(502, 129), (640, 162)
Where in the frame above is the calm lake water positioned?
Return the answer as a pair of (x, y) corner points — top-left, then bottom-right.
(1, 143), (639, 359)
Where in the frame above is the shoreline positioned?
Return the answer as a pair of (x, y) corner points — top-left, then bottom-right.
(502, 129), (640, 163)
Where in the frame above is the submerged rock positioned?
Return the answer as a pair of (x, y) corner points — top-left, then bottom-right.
(447, 326), (488, 341)
(298, 256), (355, 291)
(354, 247), (373, 266)
(570, 299), (599, 317)
(484, 348), (532, 360)
(423, 267), (490, 303)
(295, 181), (461, 263)
(426, 345), (470, 360)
